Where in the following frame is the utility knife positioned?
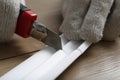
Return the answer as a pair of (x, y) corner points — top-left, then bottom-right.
(15, 4), (62, 50)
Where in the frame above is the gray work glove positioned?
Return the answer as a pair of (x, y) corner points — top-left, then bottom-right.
(60, 0), (120, 43)
(0, 0), (25, 43)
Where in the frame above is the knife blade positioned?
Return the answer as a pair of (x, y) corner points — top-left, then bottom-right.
(31, 22), (62, 50)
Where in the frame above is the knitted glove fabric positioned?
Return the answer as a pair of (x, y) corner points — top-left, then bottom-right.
(80, 0), (114, 42)
(103, 0), (120, 41)
(60, 0), (114, 43)
(20, 0), (25, 5)
(60, 0), (91, 40)
(0, 0), (22, 43)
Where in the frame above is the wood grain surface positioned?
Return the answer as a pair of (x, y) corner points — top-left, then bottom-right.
(0, 34), (45, 60)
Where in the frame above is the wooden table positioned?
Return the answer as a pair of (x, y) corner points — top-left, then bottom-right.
(1, 0), (120, 80)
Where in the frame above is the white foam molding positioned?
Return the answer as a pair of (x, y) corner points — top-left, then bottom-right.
(24, 50), (67, 80)
(77, 41), (92, 53)
(0, 47), (56, 80)
(60, 35), (69, 47)
(1, 36), (92, 80)
(24, 41), (91, 80)
(63, 40), (83, 54)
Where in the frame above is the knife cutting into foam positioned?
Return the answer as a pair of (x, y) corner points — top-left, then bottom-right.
(15, 4), (62, 50)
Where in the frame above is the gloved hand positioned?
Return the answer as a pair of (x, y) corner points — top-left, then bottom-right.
(0, 0), (25, 43)
(60, 0), (120, 43)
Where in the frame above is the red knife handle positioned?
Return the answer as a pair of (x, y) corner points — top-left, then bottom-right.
(15, 4), (37, 38)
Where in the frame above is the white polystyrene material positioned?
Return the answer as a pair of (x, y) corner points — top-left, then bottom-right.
(24, 41), (80, 80)
(25, 50), (83, 80)
(24, 41), (89, 80)
(63, 40), (83, 54)
(24, 50), (67, 80)
(60, 35), (69, 47)
(0, 47), (56, 80)
(40, 50), (82, 80)
(77, 41), (92, 53)
(1, 35), (92, 80)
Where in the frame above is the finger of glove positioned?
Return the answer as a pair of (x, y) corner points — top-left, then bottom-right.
(60, 0), (91, 40)
(80, 0), (114, 43)
(103, 0), (120, 41)
(0, 0), (20, 43)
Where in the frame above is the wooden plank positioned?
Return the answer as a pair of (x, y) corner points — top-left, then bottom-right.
(0, 34), (45, 60)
